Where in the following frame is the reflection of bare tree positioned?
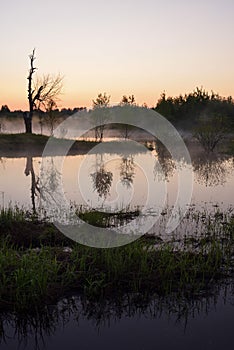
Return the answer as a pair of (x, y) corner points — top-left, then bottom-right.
(193, 155), (231, 187)
(24, 157), (62, 214)
(91, 155), (113, 199)
(154, 141), (175, 181)
(120, 155), (135, 188)
(24, 157), (40, 213)
(40, 158), (62, 204)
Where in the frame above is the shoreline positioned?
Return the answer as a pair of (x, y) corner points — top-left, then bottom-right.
(0, 132), (233, 158)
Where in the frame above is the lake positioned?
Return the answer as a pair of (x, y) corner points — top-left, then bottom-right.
(0, 281), (233, 350)
(0, 143), (234, 221)
(0, 128), (233, 349)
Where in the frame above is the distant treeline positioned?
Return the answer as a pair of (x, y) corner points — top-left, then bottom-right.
(153, 87), (234, 129)
(0, 105), (86, 118)
(1, 87), (234, 129)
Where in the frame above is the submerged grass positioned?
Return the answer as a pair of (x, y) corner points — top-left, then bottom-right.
(0, 207), (233, 312)
(78, 207), (140, 228)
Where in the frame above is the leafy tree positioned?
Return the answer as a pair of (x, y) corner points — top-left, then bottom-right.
(92, 92), (110, 108)
(154, 92), (175, 120)
(120, 95), (136, 105)
(154, 87), (234, 131)
(194, 114), (227, 152)
(92, 93), (110, 141)
(119, 94), (136, 138)
(0, 105), (10, 113)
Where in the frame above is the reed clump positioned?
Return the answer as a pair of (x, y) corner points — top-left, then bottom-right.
(0, 207), (233, 312)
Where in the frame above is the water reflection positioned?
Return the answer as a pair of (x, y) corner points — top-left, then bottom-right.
(193, 154), (233, 187)
(1, 146), (234, 214)
(24, 157), (40, 213)
(23, 157), (63, 215)
(153, 141), (176, 181)
(0, 282), (233, 350)
(40, 157), (63, 215)
(90, 154), (113, 200)
(119, 155), (135, 188)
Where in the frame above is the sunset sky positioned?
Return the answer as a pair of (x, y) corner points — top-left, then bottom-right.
(1, 0), (234, 110)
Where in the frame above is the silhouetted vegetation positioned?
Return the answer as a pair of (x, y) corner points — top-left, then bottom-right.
(154, 87), (234, 130)
(1, 86), (234, 155)
(92, 92), (111, 141)
(25, 49), (63, 133)
(1, 86), (234, 138)
(119, 95), (136, 138)
(194, 115), (228, 152)
(0, 206), (233, 313)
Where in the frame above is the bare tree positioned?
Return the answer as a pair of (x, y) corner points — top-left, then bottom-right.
(25, 49), (63, 133)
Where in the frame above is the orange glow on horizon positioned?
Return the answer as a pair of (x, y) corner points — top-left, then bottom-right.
(3, 84), (234, 113)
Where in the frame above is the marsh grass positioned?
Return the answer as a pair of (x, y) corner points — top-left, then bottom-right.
(0, 207), (233, 312)
(0, 207), (73, 248)
(77, 207), (140, 228)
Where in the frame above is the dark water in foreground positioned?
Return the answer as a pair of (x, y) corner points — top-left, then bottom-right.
(1, 283), (233, 350)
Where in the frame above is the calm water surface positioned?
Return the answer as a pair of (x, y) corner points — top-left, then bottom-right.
(0, 283), (233, 350)
(0, 135), (233, 349)
(1, 152), (234, 210)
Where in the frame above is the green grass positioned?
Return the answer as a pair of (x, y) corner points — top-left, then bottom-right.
(78, 208), (140, 227)
(0, 207), (233, 312)
(0, 207), (73, 248)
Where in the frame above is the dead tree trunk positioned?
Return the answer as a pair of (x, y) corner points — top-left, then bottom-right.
(26, 49), (37, 134)
(25, 49), (63, 134)
(23, 112), (32, 133)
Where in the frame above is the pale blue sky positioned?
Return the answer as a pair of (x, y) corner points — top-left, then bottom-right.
(1, 0), (234, 109)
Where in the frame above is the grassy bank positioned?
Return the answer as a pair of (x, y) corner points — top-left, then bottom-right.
(0, 207), (233, 313)
(0, 133), (100, 157)
(0, 133), (150, 157)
